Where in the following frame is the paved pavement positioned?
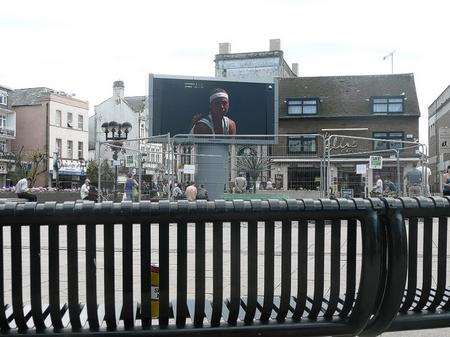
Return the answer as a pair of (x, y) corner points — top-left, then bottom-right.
(2, 219), (449, 336)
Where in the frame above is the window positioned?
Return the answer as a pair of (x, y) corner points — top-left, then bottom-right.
(0, 114), (6, 129)
(67, 140), (73, 159)
(372, 97), (404, 113)
(373, 132), (404, 151)
(67, 112), (73, 128)
(287, 98), (318, 115)
(0, 140), (6, 152)
(0, 90), (7, 106)
(55, 110), (62, 126)
(78, 141), (83, 159)
(288, 135), (317, 154)
(56, 139), (62, 157)
(78, 115), (83, 130)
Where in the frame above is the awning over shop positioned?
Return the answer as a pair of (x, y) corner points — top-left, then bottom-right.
(51, 167), (86, 176)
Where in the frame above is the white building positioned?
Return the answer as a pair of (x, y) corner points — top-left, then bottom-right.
(0, 85), (16, 187)
(11, 87), (89, 187)
(89, 81), (148, 165)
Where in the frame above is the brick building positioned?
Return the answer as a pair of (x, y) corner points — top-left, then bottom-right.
(274, 73), (421, 197)
(428, 85), (450, 193)
(11, 88), (89, 187)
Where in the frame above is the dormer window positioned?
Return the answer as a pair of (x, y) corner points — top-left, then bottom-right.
(0, 90), (7, 106)
(287, 98), (318, 115)
(372, 96), (404, 113)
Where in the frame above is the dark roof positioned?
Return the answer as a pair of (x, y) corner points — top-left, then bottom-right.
(279, 73), (420, 118)
(10, 87), (52, 106)
(124, 96), (146, 113)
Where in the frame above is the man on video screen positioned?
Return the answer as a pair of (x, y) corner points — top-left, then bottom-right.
(191, 88), (237, 135)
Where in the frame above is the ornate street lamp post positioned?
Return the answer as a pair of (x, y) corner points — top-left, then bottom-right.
(101, 121), (132, 201)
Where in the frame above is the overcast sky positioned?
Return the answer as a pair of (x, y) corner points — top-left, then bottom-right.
(2, 0), (449, 144)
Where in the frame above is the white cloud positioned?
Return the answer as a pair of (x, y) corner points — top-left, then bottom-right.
(2, 0), (449, 144)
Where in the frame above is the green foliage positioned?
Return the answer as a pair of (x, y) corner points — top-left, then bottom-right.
(86, 159), (114, 188)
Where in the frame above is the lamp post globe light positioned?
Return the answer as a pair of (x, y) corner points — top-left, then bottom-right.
(101, 121), (132, 201)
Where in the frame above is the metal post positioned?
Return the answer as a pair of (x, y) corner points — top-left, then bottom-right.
(395, 149), (401, 196)
(97, 144), (102, 202)
(138, 152), (142, 202)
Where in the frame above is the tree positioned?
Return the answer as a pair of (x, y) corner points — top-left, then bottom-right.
(86, 159), (114, 190)
(6, 146), (47, 187)
(235, 154), (272, 193)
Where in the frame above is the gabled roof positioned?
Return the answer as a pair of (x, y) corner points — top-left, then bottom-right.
(124, 96), (146, 113)
(279, 73), (420, 118)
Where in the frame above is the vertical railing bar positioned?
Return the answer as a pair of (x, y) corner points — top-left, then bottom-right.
(103, 223), (116, 330)
(67, 223), (81, 330)
(260, 220), (275, 322)
(414, 217), (432, 311)
(244, 220), (257, 324)
(293, 219), (308, 321)
(277, 219), (292, 322)
(429, 216), (447, 311)
(85, 223), (99, 330)
(324, 219), (341, 319)
(194, 221), (205, 327)
(0, 226), (9, 331)
(30, 224), (45, 331)
(176, 220), (187, 327)
(400, 217), (418, 313)
(309, 219), (325, 320)
(140, 222), (151, 328)
(11, 225), (27, 331)
(159, 221), (169, 328)
(228, 220), (241, 325)
(122, 222), (134, 329)
(48, 224), (63, 330)
(211, 221), (223, 326)
(339, 219), (357, 318)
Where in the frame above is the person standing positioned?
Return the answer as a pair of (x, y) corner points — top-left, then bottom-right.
(372, 175), (383, 196)
(80, 178), (90, 200)
(172, 183), (183, 200)
(443, 166), (450, 196)
(15, 177), (37, 202)
(185, 182), (198, 201)
(197, 184), (208, 200)
(124, 173), (138, 201)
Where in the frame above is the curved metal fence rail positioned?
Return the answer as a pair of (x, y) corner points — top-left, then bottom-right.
(0, 197), (448, 336)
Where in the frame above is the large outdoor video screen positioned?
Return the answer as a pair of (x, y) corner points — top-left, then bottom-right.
(150, 75), (276, 142)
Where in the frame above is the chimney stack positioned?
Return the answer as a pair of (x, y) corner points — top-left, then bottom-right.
(269, 39), (281, 51)
(292, 63), (299, 76)
(113, 80), (124, 100)
(219, 42), (231, 54)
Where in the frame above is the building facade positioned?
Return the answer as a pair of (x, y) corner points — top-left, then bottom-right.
(11, 88), (89, 187)
(274, 74), (421, 197)
(214, 39), (298, 82)
(428, 85), (450, 193)
(0, 85), (16, 187)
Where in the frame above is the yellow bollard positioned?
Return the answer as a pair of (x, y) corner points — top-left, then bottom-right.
(151, 264), (159, 318)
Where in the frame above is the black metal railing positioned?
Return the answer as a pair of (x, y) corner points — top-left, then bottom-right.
(0, 197), (449, 336)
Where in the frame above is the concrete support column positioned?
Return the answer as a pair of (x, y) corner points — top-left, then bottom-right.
(196, 144), (228, 200)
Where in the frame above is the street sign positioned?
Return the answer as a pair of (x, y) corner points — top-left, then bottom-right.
(439, 128), (450, 154)
(356, 164), (367, 175)
(369, 156), (383, 169)
(183, 164), (196, 174)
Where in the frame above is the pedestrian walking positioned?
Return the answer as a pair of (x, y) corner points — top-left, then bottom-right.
(185, 182), (198, 201)
(80, 178), (90, 200)
(124, 173), (138, 201)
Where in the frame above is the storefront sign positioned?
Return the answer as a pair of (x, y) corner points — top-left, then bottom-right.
(369, 156), (383, 169)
